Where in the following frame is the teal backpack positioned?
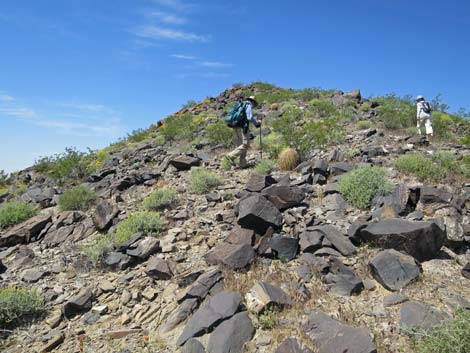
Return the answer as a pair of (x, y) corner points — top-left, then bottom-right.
(225, 101), (248, 128)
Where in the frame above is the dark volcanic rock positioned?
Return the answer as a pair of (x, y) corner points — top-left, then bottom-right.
(420, 186), (452, 204)
(246, 281), (292, 314)
(21, 187), (56, 207)
(104, 252), (133, 271)
(145, 256), (176, 280)
(177, 291), (242, 346)
(358, 219), (446, 261)
(329, 162), (353, 176)
(0, 214), (52, 247)
(225, 226), (254, 246)
(462, 262), (470, 280)
(206, 311), (255, 353)
(400, 301), (449, 331)
(302, 312), (376, 353)
(299, 230), (324, 253)
(324, 258), (364, 296)
(269, 235), (299, 261)
(177, 268), (223, 303)
(261, 185), (304, 210)
(205, 243), (255, 270)
(0, 259), (6, 274)
(92, 200), (119, 231)
(275, 338), (314, 353)
(62, 288), (93, 319)
(126, 236), (160, 260)
(183, 339), (206, 353)
(159, 298), (199, 334)
(237, 194), (282, 234)
(169, 155), (201, 171)
(310, 225), (357, 256)
(245, 173), (277, 192)
(369, 249), (421, 291)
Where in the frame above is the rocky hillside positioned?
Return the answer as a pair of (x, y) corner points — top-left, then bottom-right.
(1, 83), (470, 353)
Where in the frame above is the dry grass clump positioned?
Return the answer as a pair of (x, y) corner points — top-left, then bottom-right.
(278, 148), (300, 171)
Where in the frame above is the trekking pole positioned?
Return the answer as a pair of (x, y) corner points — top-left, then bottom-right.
(259, 122), (263, 160)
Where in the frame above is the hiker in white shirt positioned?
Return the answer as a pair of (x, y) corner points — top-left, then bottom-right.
(416, 95), (433, 136)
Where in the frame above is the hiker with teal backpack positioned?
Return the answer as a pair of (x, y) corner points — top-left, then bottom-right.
(416, 95), (434, 137)
(224, 96), (262, 168)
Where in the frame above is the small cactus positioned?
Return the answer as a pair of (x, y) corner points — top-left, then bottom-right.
(277, 148), (299, 171)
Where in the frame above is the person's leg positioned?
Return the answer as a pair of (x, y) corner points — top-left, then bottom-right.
(227, 128), (244, 161)
(425, 117), (434, 136)
(239, 129), (250, 167)
(417, 118), (422, 135)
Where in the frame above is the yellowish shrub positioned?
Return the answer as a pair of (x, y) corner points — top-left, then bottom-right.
(278, 148), (299, 171)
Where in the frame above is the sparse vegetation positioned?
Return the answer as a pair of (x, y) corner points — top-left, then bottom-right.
(395, 154), (447, 182)
(255, 159), (276, 174)
(160, 113), (201, 142)
(34, 147), (90, 183)
(0, 201), (37, 230)
(189, 168), (222, 194)
(206, 120), (234, 147)
(278, 148), (300, 171)
(339, 167), (393, 209)
(115, 211), (165, 245)
(357, 120), (373, 130)
(460, 156), (470, 178)
(257, 307), (278, 330)
(0, 287), (45, 327)
(81, 234), (114, 267)
(309, 98), (338, 118)
(143, 188), (178, 211)
(411, 309), (470, 353)
(376, 94), (415, 129)
(58, 185), (97, 211)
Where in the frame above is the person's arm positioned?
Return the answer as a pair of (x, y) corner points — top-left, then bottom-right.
(245, 103), (261, 127)
(416, 103), (421, 118)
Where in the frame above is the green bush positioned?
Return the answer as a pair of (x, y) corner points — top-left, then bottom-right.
(338, 167), (393, 209)
(0, 201), (37, 230)
(376, 94), (415, 129)
(431, 151), (457, 171)
(160, 113), (200, 141)
(460, 156), (470, 178)
(395, 154), (446, 182)
(125, 128), (153, 143)
(253, 133), (286, 160)
(58, 185), (96, 211)
(357, 120), (373, 130)
(143, 188), (178, 211)
(309, 99), (338, 118)
(0, 287), (44, 326)
(34, 147), (89, 182)
(432, 112), (454, 140)
(190, 168), (222, 194)
(206, 120), (234, 147)
(115, 211), (165, 245)
(414, 309), (470, 353)
(254, 159), (276, 174)
(81, 234), (114, 266)
(460, 135), (470, 146)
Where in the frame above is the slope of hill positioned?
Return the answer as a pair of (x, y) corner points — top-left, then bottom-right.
(1, 82), (470, 353)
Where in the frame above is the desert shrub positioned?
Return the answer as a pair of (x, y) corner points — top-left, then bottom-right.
(376, 94), (415, 129)
(432, 112), (454, 140)
(431, 151), (457, 171)
(81, 234), (114, 266)
(309, 99), (338, 118)
(338, 167), (393, 209)
(190, 168), (222, 194)
(143, 188), (178, 211)
(0, 170), (10, 188)
(0, 201), (37, 230)
(58, 185), (96, 211)
(253, 133), (285, 159)
(357, 120), (373, 130)
(126, 128), (153, 143)
(115, 211), (164, 245)
(182, 100), (197, 109)
(460, 156), (470, 178)
(278, 148), (300, 171)
(395, 154), (446, 182)
(460, 135), (470, 146)
(413, 309), (470, 353)
(0, 287), (44, 327)
(206, 120), (234, 147)
(255, 159), (276, 174)
(160, 113), (199, 141)
(221, 157), (232, 171)
(154, 134), (166, 146)
(34, 147), (89, 183)
(257, 307), (278, 330)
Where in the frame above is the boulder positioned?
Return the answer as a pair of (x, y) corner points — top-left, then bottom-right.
(146, 256), (176, 280)
(269, 235), (299, 261)
(245, 173), (277, 192)
(206, 311), (255, 353)
(21, 187), (56, 207)
(169, 155), (201, 171)
(225, 226), (254, 246)
(0, 214), (52, 247)
(461, 262), (470, 280)
(358, 219), (446, 262)
(237, 194), (282, 234)
(177, 268), (223, 303)
(126, 237), (160, 260)
(420, 186), (452, 204)
(261, 185), (304, 210)
(21, 269), (47, 283)
(310, 225), (357, 256)
(104, 252), (133, 271)
(299, 230), (324, 253)
(324, 258), (364, 296)
(246, 281), (292, 314)
(177, 291), (242, 346)
(62, 288), (93, 319)
(302, 312), (376, 353)
(313, 159), (329, 176)
(369, 249), (421, 291)
(0, 259), (6, 274)
(329, 162), (353, 176)
(399, 301), (449, 332)
(183, 339), (206, 353)
(92, 200), (119, 231)
(205, 243), (255, 270)
(159, 298), (199, 334)
(275, 338), (313, 353)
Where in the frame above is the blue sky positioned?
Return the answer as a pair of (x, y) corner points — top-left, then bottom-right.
(1, 0), (469, 172)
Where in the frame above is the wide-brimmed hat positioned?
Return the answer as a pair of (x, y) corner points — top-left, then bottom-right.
(246, 96), (258, 106)
(416, 95), (424, 101)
